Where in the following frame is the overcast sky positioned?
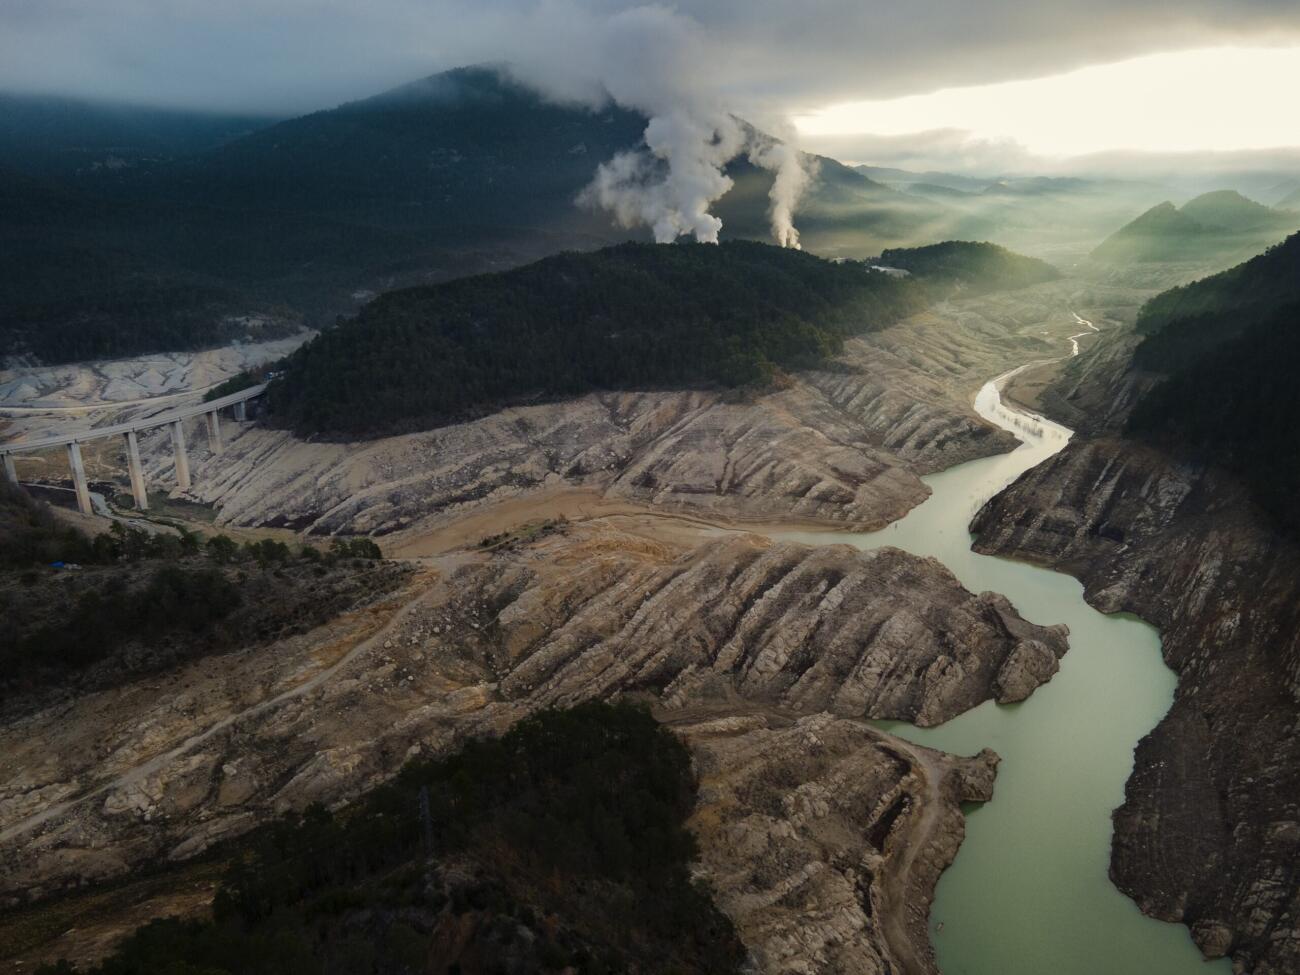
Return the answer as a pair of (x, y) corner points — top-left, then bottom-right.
(4, 1), (1300, 171)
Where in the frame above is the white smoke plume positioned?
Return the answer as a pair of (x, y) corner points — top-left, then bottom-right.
(580, 110), (746, 243)
(500, 2), (809, 246)
(748, 138), (817, 249)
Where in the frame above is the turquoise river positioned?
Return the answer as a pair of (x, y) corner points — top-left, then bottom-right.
(773, 315), (1230, 975)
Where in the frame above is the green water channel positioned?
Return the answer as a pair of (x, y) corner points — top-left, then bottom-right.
(772, 331), (1228, 974)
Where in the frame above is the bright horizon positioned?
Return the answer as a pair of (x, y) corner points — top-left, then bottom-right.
(795, 46), (1300, 160)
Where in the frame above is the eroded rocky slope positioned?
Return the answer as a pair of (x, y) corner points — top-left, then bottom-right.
(442, 530), (1067, 726)
(0, 525), (1065, 967)
(973, 438), (1300, 974)
(123, 293), (1100, 537)
(140, 352), (999, 537)
(678, 710), (997, 975)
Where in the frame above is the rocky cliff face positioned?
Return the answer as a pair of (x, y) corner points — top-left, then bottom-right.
(972, 437), (1300, 974)
(0, 525), (1066, 973)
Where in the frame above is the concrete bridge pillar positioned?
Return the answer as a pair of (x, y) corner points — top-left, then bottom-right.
(171, 420), (191, 490)
(233, 400), (247, 422)
(206, 410), (223, 455)
(66, 442), (93, 517)
(123, 430), (149, 510)
(2, 453), (16, 485)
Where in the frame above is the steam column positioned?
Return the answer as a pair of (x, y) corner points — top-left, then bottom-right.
(123, 430), (149, 510)
(206, 410), (223, 455)
(2, 452), (16, 486)
(171, 420), (191, 490)
(66, 442), (93, 516)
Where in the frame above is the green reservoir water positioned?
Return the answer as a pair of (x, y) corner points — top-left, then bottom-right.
(772, 333), (1229, 974)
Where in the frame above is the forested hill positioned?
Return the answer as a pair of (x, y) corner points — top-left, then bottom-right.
(876, 241), (1060, 295)
(1127, 233), (1300, 537)
(265, 241), (929, 437)
(265, 239), (1054, 439)
(1131, 232), (1300, 375)
(1135, 233), (1300, 337)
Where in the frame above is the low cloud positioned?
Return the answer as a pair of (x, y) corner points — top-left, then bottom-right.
(2, 0), (1299, 117)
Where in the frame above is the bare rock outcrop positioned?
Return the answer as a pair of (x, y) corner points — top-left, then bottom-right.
(677, 711), (998, 975)
(973, 437), (1300, 974)
(993, 639), (1060, 703)
(435, 530), (1068, 727)
(144, 388), (936, 535)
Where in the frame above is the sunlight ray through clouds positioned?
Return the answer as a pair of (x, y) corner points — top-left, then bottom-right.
(796, 47), (1300, 157)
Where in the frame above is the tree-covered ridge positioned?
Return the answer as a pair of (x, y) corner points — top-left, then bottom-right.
(1127, 235), (1300, 537)
(1135, 233), (1300, 336)
(265, 240), (931, 437)
(39, 702), (745, 975)
(1131, 233), (1300, 375)
(875, 240), (1060, 294)
(0, 492), (397, 698)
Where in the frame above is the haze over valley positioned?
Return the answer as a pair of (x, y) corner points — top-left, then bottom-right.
(1, 4), (1299, 975)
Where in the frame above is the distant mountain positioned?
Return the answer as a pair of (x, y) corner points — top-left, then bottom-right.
(852, 165), (992, 193)
(979, 176), (1092, 197)
(2, 67), (975, 364)
(0, 93), (277, 178)
(1254, 177), (1300, 208)
(1128, 232), (1300, 536)
(121, 68), (647, 238)
(1178, 189), (1285, 231)
(139, 70), (969, 256)
(1277, 185), (1300, 211)
(851, 166), (1172, 258)
(905, 182), (978, 200)
(1091, 191), (1300, 265)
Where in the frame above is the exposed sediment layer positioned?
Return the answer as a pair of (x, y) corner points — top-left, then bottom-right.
(447, 530), (1067, 727)
(0, 526), (1065, 938)
(124, 296), (1090, 536)
(973, 437), (1300, 974)
(150, 373), (1000, 536)
(0, 284), (1096, 970)
(678, 710), (997, 975)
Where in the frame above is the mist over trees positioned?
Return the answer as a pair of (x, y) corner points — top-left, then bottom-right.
(1091, 191), (1300, 267)
(876, 240), (1059, 294)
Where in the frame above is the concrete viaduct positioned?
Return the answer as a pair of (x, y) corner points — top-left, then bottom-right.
(0, 384), (267, 516)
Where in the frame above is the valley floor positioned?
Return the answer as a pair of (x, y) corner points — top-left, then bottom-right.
(10, 272), (1248, 974)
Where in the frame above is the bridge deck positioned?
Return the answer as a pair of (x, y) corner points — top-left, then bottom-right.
(0, 384), (268, 455)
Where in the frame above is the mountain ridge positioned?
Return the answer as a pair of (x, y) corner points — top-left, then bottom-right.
(0, 67), (975, 365)
(1091, 190), (1299, 265)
